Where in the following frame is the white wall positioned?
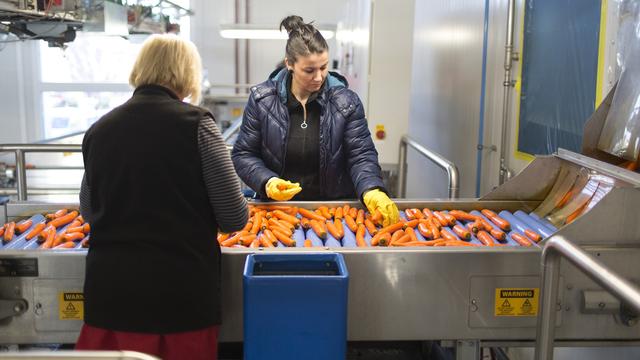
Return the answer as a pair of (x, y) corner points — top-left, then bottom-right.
(0, 42), (27, 143)
(367, 0), (415, 166)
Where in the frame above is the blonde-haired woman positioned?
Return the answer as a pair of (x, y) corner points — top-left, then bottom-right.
(75, 34), (248, 360)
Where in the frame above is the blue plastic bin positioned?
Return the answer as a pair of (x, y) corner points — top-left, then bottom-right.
(243, 253), (349, 360)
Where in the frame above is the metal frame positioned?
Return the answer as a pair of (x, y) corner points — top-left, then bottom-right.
(397, 135), (460, 198)
(535, 235), (640, 360)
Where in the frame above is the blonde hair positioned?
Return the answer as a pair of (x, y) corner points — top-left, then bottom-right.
(129, 34), (202, 104)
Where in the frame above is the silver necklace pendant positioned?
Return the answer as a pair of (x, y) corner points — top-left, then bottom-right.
(300, 121), (308, 129)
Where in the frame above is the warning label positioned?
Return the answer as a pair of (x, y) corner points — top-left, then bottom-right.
(495, 288), (538, 316)
(59, 292), (84, 320)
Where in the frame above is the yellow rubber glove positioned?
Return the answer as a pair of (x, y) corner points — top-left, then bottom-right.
(265, 177), (302, 201)
(363, 189), (400, 227)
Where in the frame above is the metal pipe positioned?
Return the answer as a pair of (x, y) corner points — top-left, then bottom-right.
(397, 135), (460, 199)
(0, 188), (81, 195)
(245, 0), (250, 94)
(535, 236), (640, 360)
(234, 0), (241, 95)
(499, 0), (517, 184)
(0, 144), (81, 152)
(14, 150), (27, 201)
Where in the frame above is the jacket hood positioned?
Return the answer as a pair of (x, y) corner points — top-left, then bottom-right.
(267, 67), (349, 104)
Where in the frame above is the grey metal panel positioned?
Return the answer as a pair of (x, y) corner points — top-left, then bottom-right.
(407, 0), (485, 198)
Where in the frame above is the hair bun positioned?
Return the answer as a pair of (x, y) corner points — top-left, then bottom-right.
(279, 15), (305, 34)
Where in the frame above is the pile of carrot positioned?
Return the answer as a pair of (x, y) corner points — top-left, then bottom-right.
(218, 205), (543, 249)
(0, 209), (90, 249)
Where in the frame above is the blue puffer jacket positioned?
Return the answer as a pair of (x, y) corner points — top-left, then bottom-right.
(232, 68), (385, 200)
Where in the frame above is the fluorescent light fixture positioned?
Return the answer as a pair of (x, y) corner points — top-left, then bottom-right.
(219, 24), (335, 40)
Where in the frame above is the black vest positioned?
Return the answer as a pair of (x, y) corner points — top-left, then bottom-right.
(82, 85), (220, 333)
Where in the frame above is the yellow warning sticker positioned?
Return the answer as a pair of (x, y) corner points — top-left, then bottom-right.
(59, 292), (84, 320)
(495, 288), (539, 316)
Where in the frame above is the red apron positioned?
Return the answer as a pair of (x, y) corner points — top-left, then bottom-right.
(75, 323), (219, 360)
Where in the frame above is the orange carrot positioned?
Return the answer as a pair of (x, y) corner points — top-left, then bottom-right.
(3, 222), (15, 243)
(449, 210), (478, 222)
(64, 232), (85, 242)
(432, 211), (450, 227)
(326, 220), (343, 240)
(364, 218), (378, 236)
(411, 209), (424, 219)
(262, 229), (278, 246)
(310, 220), (327, 239)
(273, 210), (300, 228)
(272, 228), (296, 247)
(344, 214), (358, 232)
(304, 239), (313, 247)
(510, 232), (532, 247)
(417, 222), (432, 238)
(298, 208), (326, 222)
(405, 227), (418, 242)
(441, 229), (458, 242)
(300, 217), (311, 230)
(54, 241), (76, 249)
(524, 229), (542, 243)
(379, 221), (405, 235)
(249, 237), (261, 248)
(334, 207), (343, 219)
(477, 231), (496, 246)
(356, 209), (365, 225)
(490, 228), (506, 241)
(404, 209), (416, 220)
(452, 225), (471, 240)
(47, 211), (78, 228)
(318, 206), (332, 220)
(481, 209), (511, 231)
(355, 224), (367, 247)
(26, 222), (46, 240)
(15, 219), (33, 234)
(259, 234), (275, 248)
(371, 210), (383, 225)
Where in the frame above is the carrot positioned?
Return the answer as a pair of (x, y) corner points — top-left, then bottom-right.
(344, 214), (358, 232)
(404, 209), (416, 220)
(298, 208), (326, 222)
(304, 239), (313, 247)
(239, 234), (257, 246)
(432, 211), (450, 227)
(262, 229), (278, 246)
(26, 222), (46, 240)
(379, 221), (405, 235)
(452, 225), (471, 240)
(67, 220), (83, 230)
(309, 220), (327, 239)
(300, 217), (311, 230)
(47, 211), (78, 228)
(38, 226), (55, 244)
(81, 236), (90, 248)
(466, 222), (480, 234)
(364, 219), (378, 236)
(371, 209), (383, 225)
(422, 208), (435, 219)
(82, 223), (91, 233)
(566, 203), (587, 224)
(481, 209), (511, 231)
(54, 209), (69, 218)
(356, 209), (365, 225)
(64, 232), (85, 242)
(427, 219), (440, 239)
(449, 210), (478, 222)
(326, 220), (343, 240)
(259, 234), (275, 248)
(54, 241), (76, 249)
(392, 234), (412, 245)
(3, 222), (15, 243)
(490, 228), (506, 241)
(511, 232), (533, 247)
(411, 209), (424, 219)
(524, 229), (542, 243)
(556, 190), (573, 208)
(334, 218), (344, 238)
(355, 224), (367, 247)
(477, 231), (496, 246)
(268, 218), (293, 234)
(334, 207), (343, 219)
(391, 230), (405, 244)
(41, 228), (56, 249)
(396, 241), (430, 246)
(217, 233), (230, 244)
(442, 212), (457, 226)
(249, 237), (261, 248)
(273, 210), (300, 228)
(348, 207), (358, 219)
(272, 228), (296, 247)
(441, 228), (458, 242)
(76, 215), (85, 224)
(318, 206), (332, 220)
(220, 236), (239, 247)
(445, 240), (479, 247)
(15, 219), (33, 234)
(342, 205), (350, 217)
(370, 231), (390, 246)
(405, 227), (418, 242)
(404, 219), (419, 229)
(250, 213), (262, 234)
(417, 222), (432, 238)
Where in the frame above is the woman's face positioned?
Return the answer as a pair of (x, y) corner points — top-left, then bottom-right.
(287, 51), (329, 94)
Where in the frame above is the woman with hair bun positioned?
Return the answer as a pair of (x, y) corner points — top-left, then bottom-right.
(232, 15), (399, 226)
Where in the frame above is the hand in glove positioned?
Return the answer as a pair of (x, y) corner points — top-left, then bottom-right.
(265, 177), (302, 201)
(363, 189), (399, 227)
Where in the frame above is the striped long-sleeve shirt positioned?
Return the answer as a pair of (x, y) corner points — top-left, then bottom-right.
(80, 116), (248, 233)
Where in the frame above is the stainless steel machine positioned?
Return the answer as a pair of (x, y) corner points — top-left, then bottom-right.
(0, 148), (639, 357)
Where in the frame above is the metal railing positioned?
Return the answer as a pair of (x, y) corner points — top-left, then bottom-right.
(397, 135), (460, 198)
(0, 144), (235, 201)
(0, 144), (82, 201)
(535, 235), (640, 360)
